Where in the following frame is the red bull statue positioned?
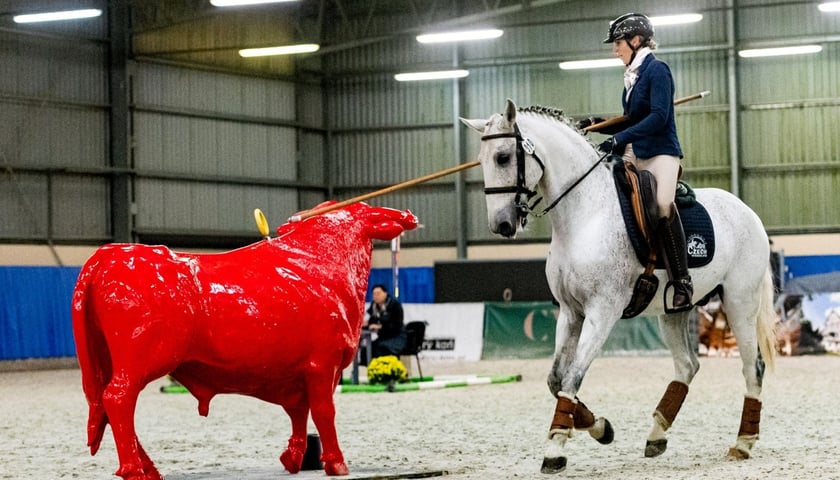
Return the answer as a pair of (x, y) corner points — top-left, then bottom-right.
(72, 202), (418, 479)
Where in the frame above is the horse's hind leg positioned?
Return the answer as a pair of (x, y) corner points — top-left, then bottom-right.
(645, 310), (700, 458)
(721, 286), (770, 460)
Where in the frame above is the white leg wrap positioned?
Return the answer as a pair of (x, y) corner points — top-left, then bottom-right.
(647, 415), (667, 442)
(545, 429), (568, 458)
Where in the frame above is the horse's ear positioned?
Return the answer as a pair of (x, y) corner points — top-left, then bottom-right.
(504, 98), (517, 123)
(459, 117), (487, 134)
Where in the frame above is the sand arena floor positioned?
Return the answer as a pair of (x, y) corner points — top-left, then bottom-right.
(2, 355), (839, 479)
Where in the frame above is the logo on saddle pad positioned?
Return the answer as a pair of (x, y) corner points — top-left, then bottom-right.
(687, 234), (709, 259)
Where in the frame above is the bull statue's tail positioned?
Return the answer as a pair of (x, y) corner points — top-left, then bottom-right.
(71, 266), (111, 456)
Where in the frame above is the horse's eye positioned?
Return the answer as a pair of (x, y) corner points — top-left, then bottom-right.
(496, 152), (511, 166)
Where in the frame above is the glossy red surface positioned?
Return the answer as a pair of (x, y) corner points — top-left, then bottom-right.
(72, 202), (417, 479)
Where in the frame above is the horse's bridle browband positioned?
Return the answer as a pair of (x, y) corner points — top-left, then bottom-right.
(480, 123), (605, 223)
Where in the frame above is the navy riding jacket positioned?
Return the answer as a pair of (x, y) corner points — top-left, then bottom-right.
(600, 54), (683, 159)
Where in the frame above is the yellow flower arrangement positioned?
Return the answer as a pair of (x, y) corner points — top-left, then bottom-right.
(366, 355), (408, 385)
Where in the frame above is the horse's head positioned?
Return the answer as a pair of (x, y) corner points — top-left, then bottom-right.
(460, 98), (544, 238)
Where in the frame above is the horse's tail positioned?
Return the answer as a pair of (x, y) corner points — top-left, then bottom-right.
(71, 262), (111, 456)
(755, 264), (777, 372)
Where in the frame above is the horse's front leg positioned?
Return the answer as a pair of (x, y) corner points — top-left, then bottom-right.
(645, 310), (700, 458)
(542, 303), (618, 474)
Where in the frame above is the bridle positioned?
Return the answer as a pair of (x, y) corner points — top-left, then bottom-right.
(480, 124), (545, 225)
(480, 122), (606, 226)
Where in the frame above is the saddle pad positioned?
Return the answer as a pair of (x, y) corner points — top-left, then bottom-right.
(613, 164), (715, 269)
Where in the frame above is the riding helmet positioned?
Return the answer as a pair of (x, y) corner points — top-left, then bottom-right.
(603, 13), (654, 43)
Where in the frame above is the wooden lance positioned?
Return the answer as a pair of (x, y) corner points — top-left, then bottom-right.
(288, 90), (710, 222)
(288, 160), (479, 222)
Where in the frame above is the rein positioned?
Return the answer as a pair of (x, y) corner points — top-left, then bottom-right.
(480, 123), (606, 222)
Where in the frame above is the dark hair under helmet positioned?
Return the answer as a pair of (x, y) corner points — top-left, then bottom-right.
(603, 13), (654, 43)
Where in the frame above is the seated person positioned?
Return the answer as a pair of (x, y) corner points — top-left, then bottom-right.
(363, 284), (407, 362)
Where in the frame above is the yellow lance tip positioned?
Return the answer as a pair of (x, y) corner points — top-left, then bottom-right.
(254, 208), (270, 238)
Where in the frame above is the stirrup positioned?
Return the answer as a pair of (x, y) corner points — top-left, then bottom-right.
(664, 279), (693, 314)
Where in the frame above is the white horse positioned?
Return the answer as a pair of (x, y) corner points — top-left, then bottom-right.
(461, 99), (776, 474)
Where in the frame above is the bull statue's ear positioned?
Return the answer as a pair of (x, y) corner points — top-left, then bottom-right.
(504, 98), (517, 124)
(459, 117), (487, 134)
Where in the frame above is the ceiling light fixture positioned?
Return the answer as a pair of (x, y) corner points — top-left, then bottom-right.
(559, 58), (624, 70)
(394, 70), (469, 81)
(416, 29), (504, 44)
(818, 2), (840, 12)
(211, 0), (299, 6)
(738, 45), (823, 58)
(649, 13), (703, 26)
(13, 8), (102, 23)
(239, 43), (320, 57)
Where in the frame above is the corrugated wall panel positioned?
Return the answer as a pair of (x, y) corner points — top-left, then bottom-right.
(134, 63), (297, 119)
(328, 76), (453, 128)
(0, 174), (48, 238)
(0, 34), (106, 104)
(331, 128), (454, 187)
(134, 180), (298, 232)
(743, 171), (840, 231)
(133, 113), (297, 180)
(738, 1), (840, 40)
(51, 176), (109, 239)
(0, 104), (106, 168)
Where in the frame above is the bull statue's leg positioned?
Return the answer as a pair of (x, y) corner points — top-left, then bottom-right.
(645, 311), (699, 458)
(279, 405), (309, 473)
(102, 374), (163, 480)
(306, 370), (349, 476)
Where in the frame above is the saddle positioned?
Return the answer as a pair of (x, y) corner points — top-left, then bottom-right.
(611, 158), (716, 318)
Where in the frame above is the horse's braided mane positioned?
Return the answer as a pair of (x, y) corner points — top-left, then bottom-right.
(518, 105), (575, 128)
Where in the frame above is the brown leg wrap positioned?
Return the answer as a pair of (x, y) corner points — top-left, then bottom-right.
(655, 381), (689, 428)
(738, 397), (762, 436)
(573, 398), (596, 429)
(550, 396), (576, 431)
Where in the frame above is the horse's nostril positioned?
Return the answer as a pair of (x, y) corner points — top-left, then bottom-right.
(498, 221), (515, 238)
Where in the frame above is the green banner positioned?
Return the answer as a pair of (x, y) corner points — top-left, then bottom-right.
(482, 302), (666, 359)
(483, 302), (559, 359)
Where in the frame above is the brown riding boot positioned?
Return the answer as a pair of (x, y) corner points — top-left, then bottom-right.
(657, 204), (693, 312)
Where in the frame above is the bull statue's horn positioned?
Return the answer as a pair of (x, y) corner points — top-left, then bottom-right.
(254, 208), (270, 239)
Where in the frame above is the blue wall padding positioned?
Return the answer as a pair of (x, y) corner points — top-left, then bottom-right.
(784, 255), (840, 279)
(0, 267), (81, 360)
(366, 267), (435, 304)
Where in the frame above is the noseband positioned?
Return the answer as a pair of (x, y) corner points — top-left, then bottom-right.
(480, 124), (546, 226)
(480, 123), (606, 225)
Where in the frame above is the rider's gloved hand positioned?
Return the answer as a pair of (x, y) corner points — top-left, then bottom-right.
(598, 137), (617, 154)
(577, 117), (605, 130)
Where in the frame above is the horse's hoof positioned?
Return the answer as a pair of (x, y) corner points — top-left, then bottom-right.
(645, 438), (668, 458)
(588, 417), (614, 445)
(540, 456), (567, 474)
(325, 461), (349, 476)
(726, 446), (750, 460)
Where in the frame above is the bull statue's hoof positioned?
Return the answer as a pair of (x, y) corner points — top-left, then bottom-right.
(644, 438), (667, 458)
(588, 417), (614, 445)
(325, 461), (349, 476)
(280, 448), (304, 474)
(540, 456), (567, 474)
